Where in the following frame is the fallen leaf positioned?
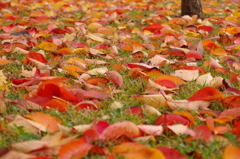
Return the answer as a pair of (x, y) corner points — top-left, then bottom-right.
(156, 146), (186, 159)
(135, 94), (173, 108)
(166, 100), (210, 111)
(188, 87), (224, 101)
(58, 138), (92, 159)
(154, 75), (186, 85)
(105, 71), (124, 88)
(11, 140), (49, 153)
(26, 112), (59, 133)
(222, 146), (240, 159)
(100, 121), (141, 139)
(155, 114), (193, 127)
(38, 42), (57, 51)
(171, 70), (199, 81)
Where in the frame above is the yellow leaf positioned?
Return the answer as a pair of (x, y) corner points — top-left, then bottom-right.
(87, 22), (102, 31)
(235, 44), (240, 50)
(186, 31), (201, 37)
(38, 42), (57, 51)
(225, 16), (238, 23)
(0, 70), (9, 91)
(87, 33), (105, 43)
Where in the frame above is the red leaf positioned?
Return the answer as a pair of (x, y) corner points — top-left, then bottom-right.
(126, 106), (144, 117)
(198, 26), (213, 33)
(50, 28), (66, 34)
(82, 129), (99, 142)
(219, 107), (240, 118)
(127, 63), (156, 70)
(143, 24), (163, 33)
(188, 87), (224, 101)
(37, 83), (79, 103)
(75, 101), (98, 110)
(24, 51), (48, 64)
(156, 147), (186, 159)
(95, 121), (110, 134)
(105, 71), (124, 88)
(182, 66), (205, 73)
(193, 125), (211, 142)
(83, 90), (110, 100)
(155, 114), (192, 127)
(155, 80), (177, 88)
(186, 50), (203, 60)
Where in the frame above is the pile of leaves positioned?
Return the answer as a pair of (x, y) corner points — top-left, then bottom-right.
(0, 0), (240, 158)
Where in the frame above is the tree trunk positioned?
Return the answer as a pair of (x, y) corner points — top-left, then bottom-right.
(181, 0), (202, 17)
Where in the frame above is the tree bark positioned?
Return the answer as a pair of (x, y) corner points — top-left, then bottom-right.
(181, 0), (202, 17)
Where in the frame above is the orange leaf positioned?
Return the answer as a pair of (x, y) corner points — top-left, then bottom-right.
(58, 138), (92, 159)
(188, 87), (224, 101)
(0, 59), (13, 65)
(132, 41), (144, 51)
(202, 40), (220, 51)
(43, 99), (68, 112)
(221, 96), (240, 108)
(154, 75), (186, 85)
(211, 48), (227, 56)
(206, 116), (215, 131)
(111, 64), (127, 72)
(100, 121), (141, 139)
(123, 147), (165, 159)
(38, 42), (57, 51)
(26, 112), (59, 133)
(222, 146), (240, 159)
(86, 77), (109, 86)
(112, 142), (146, 154)
(62, 65), (85, 77)
(143, 68), (163, 79)
(57, 48), (72, 55)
